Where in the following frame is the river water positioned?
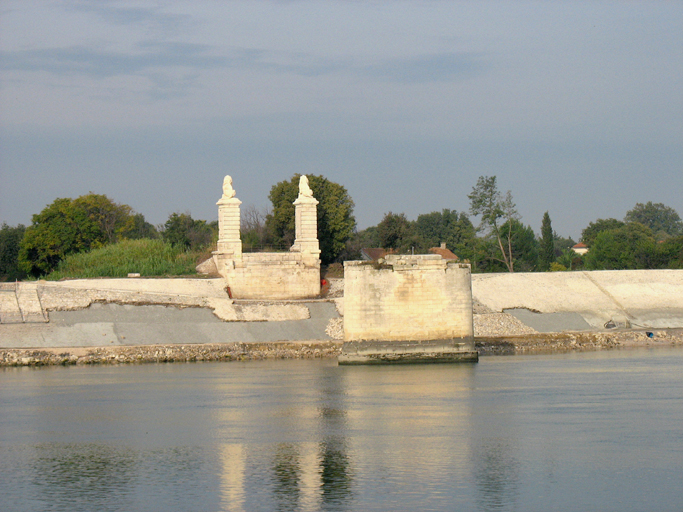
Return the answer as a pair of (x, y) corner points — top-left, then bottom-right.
(1, 348), (682, 512)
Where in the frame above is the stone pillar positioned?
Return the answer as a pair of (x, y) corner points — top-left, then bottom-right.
(215, 175), (242, 258)
(291, 176), (320, 264)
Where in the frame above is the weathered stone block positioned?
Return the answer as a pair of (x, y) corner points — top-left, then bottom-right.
(343, 257), (474, 343)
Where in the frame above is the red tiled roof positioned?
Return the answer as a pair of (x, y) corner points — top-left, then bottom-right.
(429, 247), (459, 260)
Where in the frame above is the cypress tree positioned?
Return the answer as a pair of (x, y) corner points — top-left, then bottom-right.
(540, 211), (554, 271)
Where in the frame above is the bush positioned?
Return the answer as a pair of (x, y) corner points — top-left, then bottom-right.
(47, 239), (205, 280)
(0, 223), (26, 281)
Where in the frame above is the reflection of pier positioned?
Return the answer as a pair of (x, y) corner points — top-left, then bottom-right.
(15, 359), (524, 510)
(215, 362), (495, 510)
(217, 364), (353, 511)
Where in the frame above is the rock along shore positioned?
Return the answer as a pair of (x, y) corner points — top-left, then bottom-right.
(0, 341), (342, 367)
(2, 330), (682, 367)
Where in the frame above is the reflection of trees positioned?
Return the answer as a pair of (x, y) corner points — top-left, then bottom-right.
(319, 436), (352, 509)
(31, 443), (137, 511)
(473, 437), (520, 511)
(272, 443), (301, 512)
(318, 371), (353, 511)
(266, 368), (354, 511)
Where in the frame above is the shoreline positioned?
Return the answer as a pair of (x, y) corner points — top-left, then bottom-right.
(2, 329), (682, 367)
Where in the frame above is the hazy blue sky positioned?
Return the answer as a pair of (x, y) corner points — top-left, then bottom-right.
(1, 1), (681, 240)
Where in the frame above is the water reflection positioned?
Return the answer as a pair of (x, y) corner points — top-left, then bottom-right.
(2, 350), (683, 511)
(30, 443), (138, 512)
(317, 364), (353, 510)
(220, 444), (246, 512)
(472, 438), (520, 511)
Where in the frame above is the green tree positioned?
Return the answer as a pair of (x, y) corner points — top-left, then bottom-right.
(580, 218), (625, 247)
(501, 219), (540, 272)
(651, 236), (683, 269)
(125, 213), (159, 240)
(553, 235), (576, 257)
(266, 175), (355, 264)
(539, 211), (554, 271)
(74, 193), (134, 243)
(583, 222), (656, 270)
(624, 201), (683, 238)
(377, 212), (413, 250)
(468, 175), (518, 272)
(413, 209), (476, 258)
(19, 194), (137, 277)
(356, 225), (380, 249)
(162, 213), (216, 250)
(0, 223), (26, 280)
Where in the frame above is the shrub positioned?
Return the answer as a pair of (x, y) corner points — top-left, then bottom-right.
(47, 239), (205, 280)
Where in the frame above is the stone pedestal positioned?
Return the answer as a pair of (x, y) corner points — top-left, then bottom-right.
(291, 195), (320, 265)
(212, 174), (321, 299)
(216, 197), (242, 258)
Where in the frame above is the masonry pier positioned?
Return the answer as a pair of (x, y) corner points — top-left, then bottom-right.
(339, 255), (478, 364)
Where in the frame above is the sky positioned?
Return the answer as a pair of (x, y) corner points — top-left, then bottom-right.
(1, 0), (681, 241)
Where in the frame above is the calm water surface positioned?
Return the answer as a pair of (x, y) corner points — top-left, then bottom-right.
(1, 348), (682, 512)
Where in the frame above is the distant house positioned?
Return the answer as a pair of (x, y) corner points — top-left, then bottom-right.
(429, 242), (459, 261)
(572, 242), (589, 255)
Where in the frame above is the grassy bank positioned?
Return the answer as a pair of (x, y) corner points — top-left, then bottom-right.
(47, 239), (209, 280)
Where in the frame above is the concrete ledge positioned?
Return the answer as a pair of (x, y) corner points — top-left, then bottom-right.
(338, 339), (479, 365)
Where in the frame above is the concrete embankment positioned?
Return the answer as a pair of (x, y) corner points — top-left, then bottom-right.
(471, 269), (683, 331)
(2, 270), (683, 366)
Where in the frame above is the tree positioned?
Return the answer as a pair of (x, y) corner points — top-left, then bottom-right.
(0, 223), (26, 280)
(581, 218), (625, 247)
(18, 194), (138, 277)
(652, 236), (683, 269)
(583, 222), (656, 270)
(74, 193), (134, 244)
(624, 201), (683, 238)
(413, 209), (476, 258)
(125, 213), (159, 240)
(553, 235), (575, 258)
(468, 176), (518, 272)
(266, 174), (355, 264)
(376, 212), (413, 250)
(240, 205), (271, 250)
(356, 225), (380, 249)
(539, 212), (554, 271)
(500, 219), (540, 272)
(162, 212), (216, 250)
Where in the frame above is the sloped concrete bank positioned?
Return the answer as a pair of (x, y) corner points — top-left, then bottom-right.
(471, 269), (683, 330)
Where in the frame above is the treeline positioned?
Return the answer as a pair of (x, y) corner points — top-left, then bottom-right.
(2, 174), (682, 281)
(349, 176), (683, 273)
(0, 175), (356, 280)
(0, 193), (219, 280)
